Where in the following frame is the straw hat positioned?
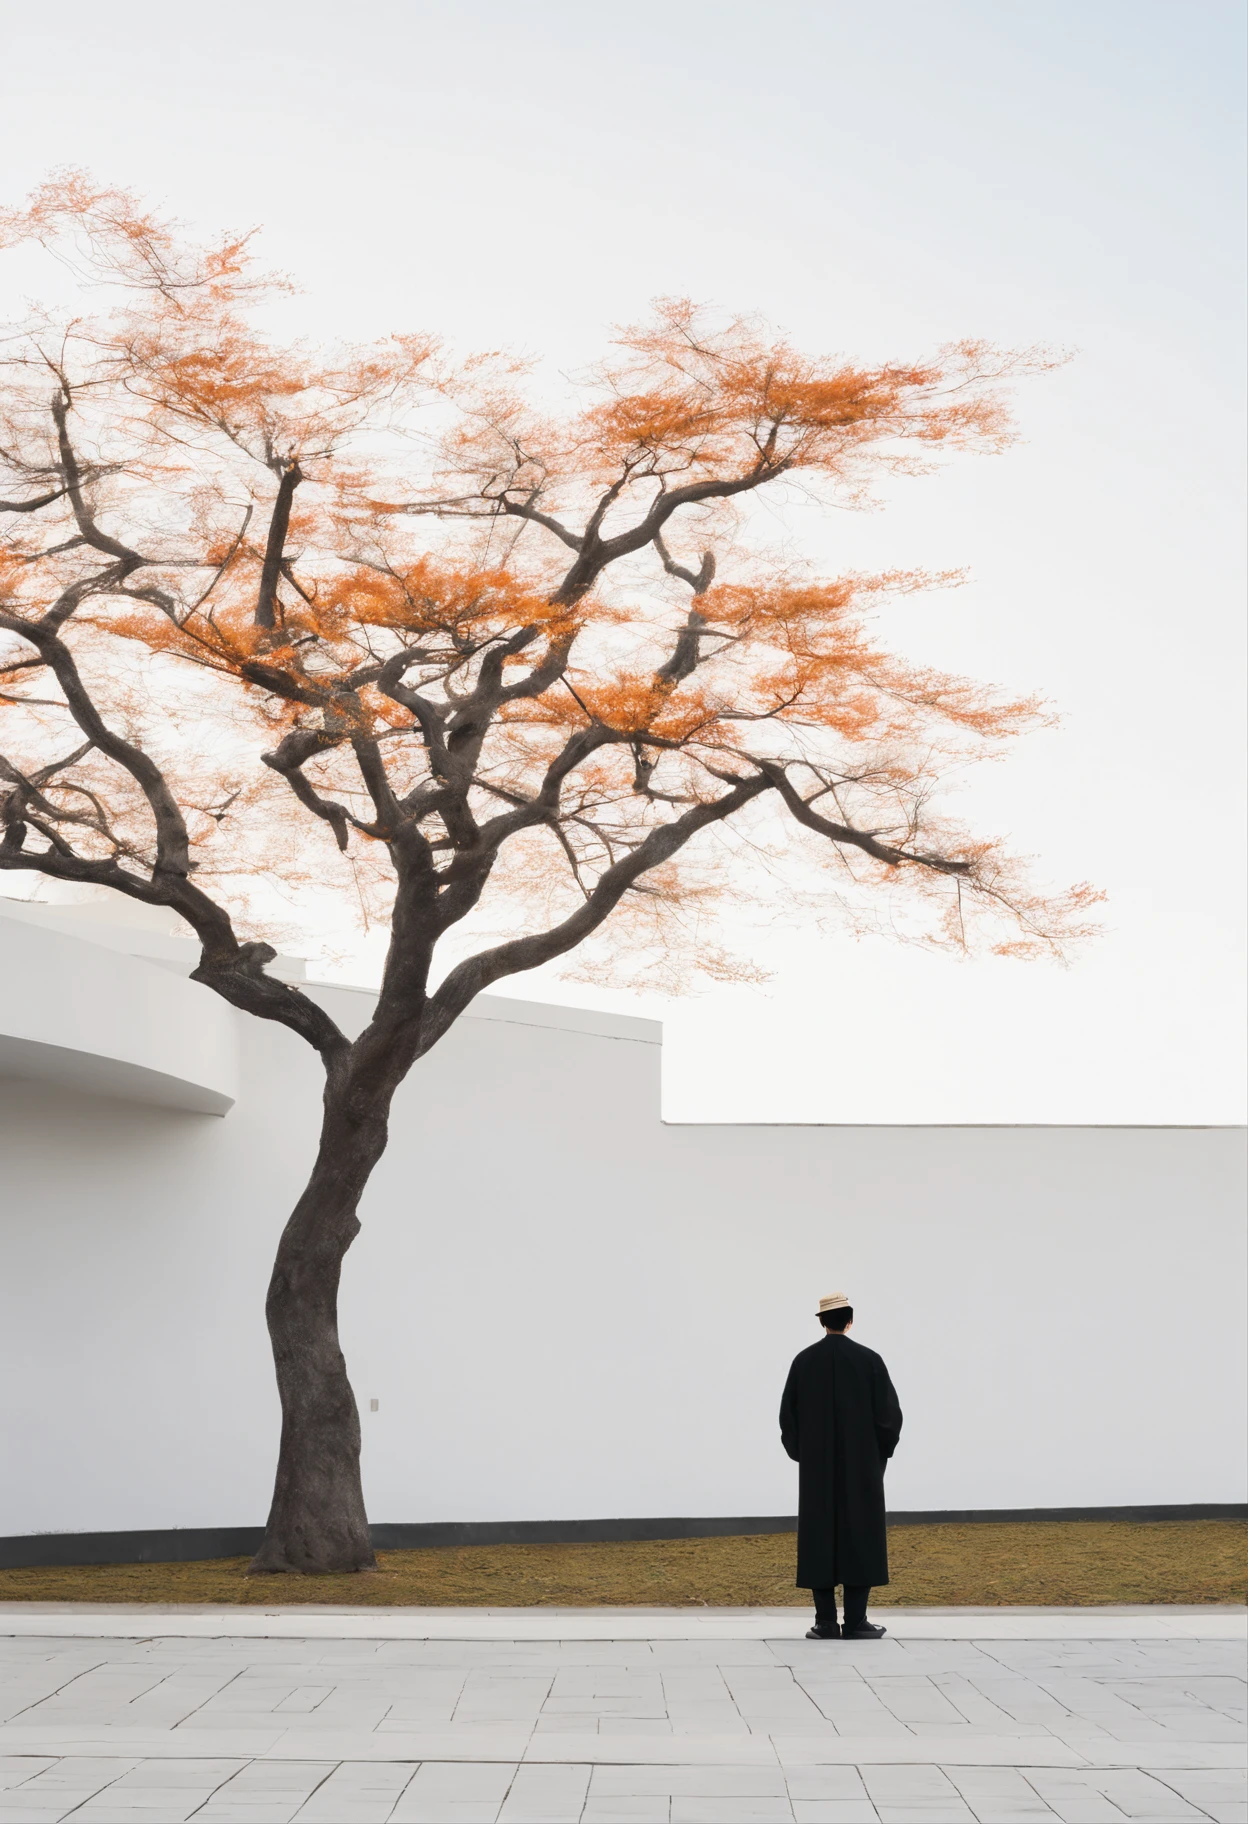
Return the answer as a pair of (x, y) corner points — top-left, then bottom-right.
(817, 1293), (851, 1315)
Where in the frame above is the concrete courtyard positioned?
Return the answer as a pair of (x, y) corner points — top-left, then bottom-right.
(0, 1607), (1243, 1823)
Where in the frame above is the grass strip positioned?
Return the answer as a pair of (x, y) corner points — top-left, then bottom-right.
(0, 1520), (1243, 1607)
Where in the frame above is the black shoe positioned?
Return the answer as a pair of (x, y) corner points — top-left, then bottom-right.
(841, 1621), (887, 1639)
(805, 1622), (841, 1639)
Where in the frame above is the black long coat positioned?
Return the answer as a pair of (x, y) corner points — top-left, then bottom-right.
(779, 1333), (903, 1589)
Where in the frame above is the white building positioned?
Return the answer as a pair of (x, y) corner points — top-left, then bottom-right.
(1, 899), (1244, 1564)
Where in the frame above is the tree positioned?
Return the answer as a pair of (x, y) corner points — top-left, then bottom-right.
(0, 177), (1098, 1572)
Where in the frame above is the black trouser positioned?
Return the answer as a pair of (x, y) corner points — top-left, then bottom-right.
(813, 1584), (870, 1629)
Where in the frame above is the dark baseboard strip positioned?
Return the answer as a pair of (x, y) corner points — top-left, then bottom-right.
(886, 1504), (1248, 1526)
(1, 1528), (265, 1569)
(371, 1515), (795, 1551)
(2, 1504), (1243, 1570)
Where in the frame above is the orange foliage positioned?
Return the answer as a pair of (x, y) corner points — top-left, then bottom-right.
(0, 175), (1098, 997)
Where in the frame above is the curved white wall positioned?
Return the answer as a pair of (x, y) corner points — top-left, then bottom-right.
(0, 908), (1244, 1538)
(0, 912), (238, 1115)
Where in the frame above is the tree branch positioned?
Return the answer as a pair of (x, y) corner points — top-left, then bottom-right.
(1, 612), (193, 876)
(256, 461), (302, 629)
(0, 798), (350, 1065)
(653, 530), (716, 596)
(497, 497), (583, 551)
(421, 773), (770, 1045)
(760, 761), (971, 874)
(51, 392), (148, 568)
(0, 483), (72, 514)
(550, 463), (783, 606)
(261, 729), (353, 850)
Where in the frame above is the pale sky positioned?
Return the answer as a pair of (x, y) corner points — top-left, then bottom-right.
(2, 0), (1244, 1123)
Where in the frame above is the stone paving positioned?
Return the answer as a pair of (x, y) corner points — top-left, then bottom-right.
(0, 1618), (1242, 1823)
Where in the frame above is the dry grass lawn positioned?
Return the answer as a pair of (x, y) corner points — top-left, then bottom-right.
(0, 1522), (1243, 1608)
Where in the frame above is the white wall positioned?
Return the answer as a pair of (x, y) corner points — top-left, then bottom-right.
(0, 915), (1244, 1538)
(0, 912), (238, 1114)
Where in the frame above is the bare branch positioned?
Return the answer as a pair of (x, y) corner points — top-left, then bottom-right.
(760, 761), (971, 875)
(653, 530), (716, 595)
(256, 461), (302, 628)
(51, 391), (149, 568)
(496, 496), (583, 552)
(1, 610), (193, 875)
(421, 773), (771, 1044)
(550, 462), (782, 606)
(262, 728), (353, 850)
(0, 483), (72, 514)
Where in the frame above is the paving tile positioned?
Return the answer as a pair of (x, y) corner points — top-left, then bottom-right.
(892, 1648), (1002, 1675)
(653, 1644), (777, 1666)
(1021, 1766), (1209, 1821)
(668, 1803), (794, 1823)
(775, 1736), (1084, 1767)
(185, 1759), (333, 1787)
(1071, 1746), (1248, 1774)
(1126, 1714), (1245, 1743)
(0, 1802), (95, 1824)
(1149, 1766), (1247, 1816)
(171, 1711), (304, 1733)
(864, 1678), (968, 1725)
(964, 1675), (1081, 1727)
(524, 1733), (778, 1764)
(100, 1760), (245, 1787)
(0, 1766), (56, 1795)
(790, 1804), (880, 1824)
(17, 1814), (168, 1824)
(1152, 1802), (1245, 1823)
(868, 1809), (975, 1823)
(669, 1716), (753, 1736)
(542, 1697), (668, 1716)
(785, 1771), (875, 1803)
(198, 1781), (336, 1815)
(945, 1765), (1064, 1819)
(390, 1806), (505, 1824)
(497, 1762), (590, 1821)
(399, 1765), (518, 1798)
(550, 1673), (663, 1697)
(0, 1753), (137, 1817)
(590, 1768), (788, 1796)
(859, 1764), (976, 1821)
(929, 1672), (1055, 1732)
(598, 1718), (678, 1736)
(194, 1807), (308, 1823)
(664, 1698), (749, 1717)
(799, 1687), (909, 1725)
(581, 1799), (671, 1823)
(0, 1631), (1240, 1823)
(72, 1794), (222, 1821)
(256, 1706), (395, 1731)
(0, 1757), (129, 1788)
(661, 1673), (732, 1696)
(267, 1726), (530, 1761)
(910, 1716), (1059, 1739)
(290, 1757), (419, 1820)
(390, 1762), (516, 1821)
(379, 1707), (459, 1724)
(1067, 1770), (1212, 1819)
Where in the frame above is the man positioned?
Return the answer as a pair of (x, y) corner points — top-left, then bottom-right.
(779, 1292), (903, 1640)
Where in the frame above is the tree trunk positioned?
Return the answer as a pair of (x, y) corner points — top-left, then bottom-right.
(248, 1096), (388, 1574)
